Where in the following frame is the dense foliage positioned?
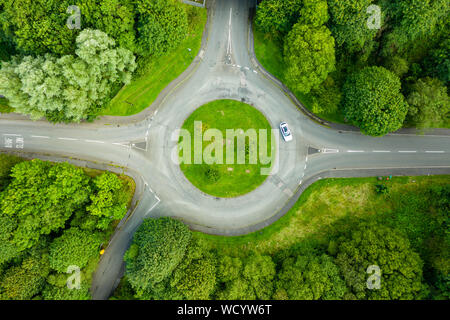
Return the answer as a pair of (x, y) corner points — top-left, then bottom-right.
(120, 177), (449, 303)
(124, 217), (192, 296)
(0, 155), (134, 300)
(0, 29), (136, 122)
(255, 0), (450, 133)
(342, 66), (408, 136)
(0, 0), (195, 122)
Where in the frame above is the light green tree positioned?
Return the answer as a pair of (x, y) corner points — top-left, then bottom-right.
(284, 23), (335, 94)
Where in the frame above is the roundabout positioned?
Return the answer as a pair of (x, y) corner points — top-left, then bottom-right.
(0, 0), (449, 299)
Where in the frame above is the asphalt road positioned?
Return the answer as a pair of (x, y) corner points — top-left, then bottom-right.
(0, 0), (449, 299)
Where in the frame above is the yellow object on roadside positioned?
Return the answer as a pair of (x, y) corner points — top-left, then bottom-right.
(100, 249), (105, 255)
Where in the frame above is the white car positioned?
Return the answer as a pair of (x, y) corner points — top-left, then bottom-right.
(280, 122), (292, 142)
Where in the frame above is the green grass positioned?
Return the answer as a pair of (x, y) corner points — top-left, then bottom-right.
(253, 26), (345, 124)
(0, 97), (13, 113)
(194, 175), (450, 257)
(179, 99), (275, 198)
(101, 7), (207, 116)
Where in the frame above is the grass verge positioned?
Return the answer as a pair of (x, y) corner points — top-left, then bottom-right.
(194, 175), (450, 256)
(101, 6), (207, 116)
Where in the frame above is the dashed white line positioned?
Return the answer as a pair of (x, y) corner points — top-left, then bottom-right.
(398, 150), (417, 153)
(426, 151), (445, 153)
(347, 150), (364, 153)
(373, 150), (391, 153)
(58, 137), (77, 141)
(3, 134), (21, 136)
(31, 135), (50, 139)
(85, 140), (105, 144)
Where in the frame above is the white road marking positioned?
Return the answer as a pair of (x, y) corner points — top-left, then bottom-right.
(398, 150), (417, 153)
(244, 67), (250, 71)
(31, 135), (50, 139)
(373, 150), (391, 153)
(347, 150), (364, 153)
(236, 65), (241, 68)
(3, 134), (21, 136)
(58, 137), (77, 141)
(426, 151), (445, 153)
(253, 70), (258, 74)
(85, 140), (105, 144)
(322, 148), (339, 153)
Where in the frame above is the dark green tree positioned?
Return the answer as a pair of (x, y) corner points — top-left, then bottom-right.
(136, 0), (188, 57)
(254, 0), (303, 36)
(343, 66), (408, 136)
(124, 217), (192, 295)
(327, 0), (377, 53)
(274, 253), (348, 300)
(0, 160), (92, 251)
(407, 77), (449, 129)
(332, 221), (428, 300)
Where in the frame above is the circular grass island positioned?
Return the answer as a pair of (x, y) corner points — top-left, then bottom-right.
(179, 99), (276, 198)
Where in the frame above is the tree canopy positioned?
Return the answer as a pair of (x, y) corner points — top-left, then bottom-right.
(49, 227), (101, 273)
(407, 77), (449, 128)
(284, 23), (335, 94)
(343, 66), (408, 136)
(0, 29), (136, 122)
(124, 217), (192, 295)
(332, 221), (428, 300)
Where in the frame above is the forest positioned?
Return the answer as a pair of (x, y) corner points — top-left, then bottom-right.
(0, 154), (134, 299)
(0, 0), (201, 122)
(115, 177), (449, 300)
(254, 0), (449, 135)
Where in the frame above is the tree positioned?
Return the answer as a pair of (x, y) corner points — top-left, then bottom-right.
(215, 254), (276, 300)
(0, 0), (78, 55)
(0, 247), (50, 300)
(284, 23), (335, 94)
(255, 0), (303, 36)
(274, 252), (348, 300)
(384, 56), (409, 78)
(0, 29), (136, 122)
(86, 172), (129, 230)
(49, 227), (101, 273)
(298, 0), (329, 27)
(0, 160), (91, 251)
(142, 238), (217, 300)
(0, 154), (23, 191)
(79, 0), (137, 52)
(381, 0), (448, 57)
(135, 0), (188, 57)
(124, 217), (192, 295)
(332, 221), (428, 300)
(423, 39), (450, 86)
(42, 283), (91, 300)
(407, 77), (449, 128)
(342, 66), (408, 136)
(327, 0), (377, 53)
